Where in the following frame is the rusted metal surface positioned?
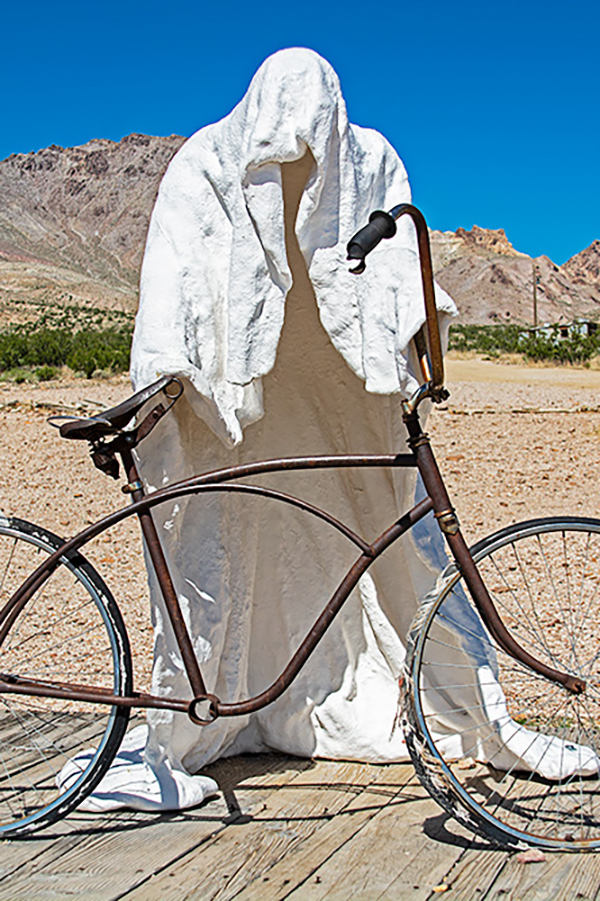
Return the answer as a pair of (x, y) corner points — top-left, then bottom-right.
(1, 199), (584, 727)
(413, 326), (432, 384)
(213, 496), (435, 718)
(1, 407), (585, 718)
(54, 375), (182, 442)
(0, 450), (420, 717)
(188, 693), (221, 725)
(387, 203), (446, 402)
(1, 453), (417, 622)
(0, 676), (190, 712)
(121, 447), (207, 699)
(445, 528), (586, 694)
(0, 491), (434, 721)
(403, 407), (586, 695)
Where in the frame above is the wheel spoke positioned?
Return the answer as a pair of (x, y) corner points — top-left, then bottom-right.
(0, 519), (130, 836)
(406, 518), (600, 850)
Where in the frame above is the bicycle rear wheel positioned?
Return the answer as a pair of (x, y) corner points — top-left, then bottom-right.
(404, 517), (600, 851)
(0, 516), (132, 836)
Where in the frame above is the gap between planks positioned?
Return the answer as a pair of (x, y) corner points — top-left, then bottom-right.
(0, 753), (312, 900)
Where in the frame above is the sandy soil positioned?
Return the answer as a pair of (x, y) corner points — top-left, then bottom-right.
(0, 374), (153, 688)
(436, 358), (600, 542)
(1, 360), (599, 688)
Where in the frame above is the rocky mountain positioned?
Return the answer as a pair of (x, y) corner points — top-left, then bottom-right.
(0, 133), (185, 325)
(431, 227), (600, 326)
(562, 240), (600, 286)
(0, 133), (598, 329)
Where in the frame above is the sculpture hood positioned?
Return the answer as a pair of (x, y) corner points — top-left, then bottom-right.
(131, 48), (456, 444)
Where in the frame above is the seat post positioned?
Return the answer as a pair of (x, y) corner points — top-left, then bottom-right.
(119, 447), (207, 699)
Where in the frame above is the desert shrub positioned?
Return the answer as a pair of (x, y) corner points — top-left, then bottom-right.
(0, 328), (71, 369)
(35, 365), (58, 381)
(449, 323), (600, 363)
(448, 324), (523, 355)
(0, 322), (133, 378)
(66, 329), (132, 378)
(0, 332), (29, 369)
(26, 329), (72, 367)
(518, 329), (599, 364)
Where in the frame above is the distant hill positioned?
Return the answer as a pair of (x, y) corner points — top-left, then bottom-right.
(0, 134), (598, 329)
(430, 227), (600, 326)
(562, 240), (600, 286)
(0, 134), (185, 326)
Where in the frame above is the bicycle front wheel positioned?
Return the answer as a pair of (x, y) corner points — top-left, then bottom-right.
(404, 517), (600, 851)
(0, 516), (132, 836)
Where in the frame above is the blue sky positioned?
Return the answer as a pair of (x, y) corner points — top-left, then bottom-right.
(2, 0), (598, 263)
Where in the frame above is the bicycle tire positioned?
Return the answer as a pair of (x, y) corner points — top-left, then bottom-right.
(403, 517), (600, 851)
(0, 515), (132, 836)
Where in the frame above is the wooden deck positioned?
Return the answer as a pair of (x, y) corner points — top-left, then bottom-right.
(1, 753), (598, 900)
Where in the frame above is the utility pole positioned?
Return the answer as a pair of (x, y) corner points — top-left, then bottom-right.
(532, 261), (539, 328)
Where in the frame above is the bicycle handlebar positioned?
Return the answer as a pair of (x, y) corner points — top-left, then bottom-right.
(346, 211), (397, 272)
(346, 203), (446, 403)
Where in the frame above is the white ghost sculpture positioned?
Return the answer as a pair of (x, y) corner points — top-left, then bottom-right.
(73, 47), (459, 812)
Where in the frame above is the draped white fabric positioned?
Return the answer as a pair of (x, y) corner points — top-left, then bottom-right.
(122, 140), (450, 809)
(63, 49), (597, 814)
(130, 47), (456, 446)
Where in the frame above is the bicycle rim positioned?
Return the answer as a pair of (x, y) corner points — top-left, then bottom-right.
(0, 516), (132, 836)
(404, 517), (600, 851)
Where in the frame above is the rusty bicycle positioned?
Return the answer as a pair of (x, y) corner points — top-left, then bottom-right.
(1, 205), (600, 850)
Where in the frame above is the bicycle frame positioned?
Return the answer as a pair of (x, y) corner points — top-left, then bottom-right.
(0, 204), (585, 728)
(0, 447), (431, 720)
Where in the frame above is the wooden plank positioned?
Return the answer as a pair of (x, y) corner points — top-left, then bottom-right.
(484, 852), (600, 900)
(441, 761), (600, 848)
(279, 769), (466, 900)
(3, 748), (599, 901)
(0, 709), (110, 779)
(376, 815), (487, 901)
(122, 759), (386, 900)
(0, 753), (312, 901)
(433, 846), (509, 900)
(235, 763), (416, 900)
(0, 828), (86, 884)
(0, 716), (149, 884)
(0, 740), (117, 883)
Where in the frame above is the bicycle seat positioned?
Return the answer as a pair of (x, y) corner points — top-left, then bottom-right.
(56, 376), (181, 441)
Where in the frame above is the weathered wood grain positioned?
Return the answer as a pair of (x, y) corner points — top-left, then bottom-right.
(281, 770), (464, 900)
(1, 751), (599, 901)
(434, 846), (509, 900)
(483, 851), (600, 900)
(124, 759), (383, 900)
(236, 763), (417, 900)
(0, 753), (310, 900)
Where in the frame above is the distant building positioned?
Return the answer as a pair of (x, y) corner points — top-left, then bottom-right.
(519, 319), (599, 344)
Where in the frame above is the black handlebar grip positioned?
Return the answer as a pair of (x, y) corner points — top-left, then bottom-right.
(346, 211), (397, 267)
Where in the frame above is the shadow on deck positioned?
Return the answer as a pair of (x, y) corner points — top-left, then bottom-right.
(0, 753), (597, 900)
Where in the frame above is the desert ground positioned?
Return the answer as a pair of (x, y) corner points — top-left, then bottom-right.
(1, 356), (599, 690)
